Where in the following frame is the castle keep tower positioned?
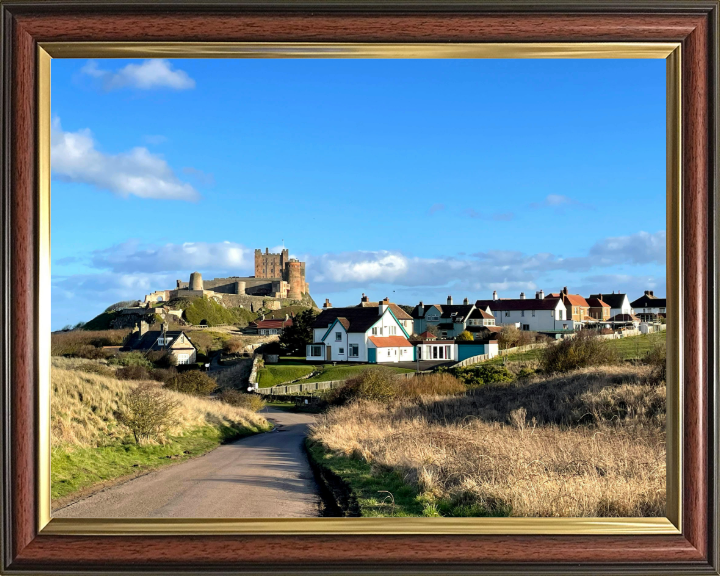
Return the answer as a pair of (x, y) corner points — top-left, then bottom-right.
(287, 260), (303, 300)
(189, 271), (203, 291)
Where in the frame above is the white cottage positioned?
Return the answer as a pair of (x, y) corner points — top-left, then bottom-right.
(306, 301), (413, 363)
(482, 294), (572, 331)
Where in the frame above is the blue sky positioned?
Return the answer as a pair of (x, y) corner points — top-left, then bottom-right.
(51, 57), (666, 330)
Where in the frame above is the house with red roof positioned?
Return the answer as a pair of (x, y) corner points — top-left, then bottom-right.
(545, 287), (591, 323)
(250, 316), (293, 336)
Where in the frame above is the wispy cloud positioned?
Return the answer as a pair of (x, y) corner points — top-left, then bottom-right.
(429, 203), (445, 215)
(81, 59), (195, 91)
(464, 208), (515, 221)
(530, 194), (594, 212)
(182, 166), (215, 187)
(90, 240), (252, 274)
(51, 118), (200, 202)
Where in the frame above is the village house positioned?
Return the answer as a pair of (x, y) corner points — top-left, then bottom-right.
(586, 296), (612, 322)
(250, 315), (293, 336)
(588, 292), (633, 317)
(355, 294), (414, 334)
(480, 291), (571, 331)
(414, 338), (499, 362)
(631, 290), (667, 322)
(546, 287), (591, 324)
(306, 300), (413, 363)
(124, 321), (197, 365)
(410, 296), (476, 339)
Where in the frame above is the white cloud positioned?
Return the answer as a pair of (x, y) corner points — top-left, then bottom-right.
(81, 59), (195, 91)
(90, 240), (252, 274)
(589, 231), (665, 265)
(51, 118), (200, 201)
(530, 194), (594, 212)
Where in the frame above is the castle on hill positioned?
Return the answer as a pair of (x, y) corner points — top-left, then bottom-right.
(143, 246), (310, 310)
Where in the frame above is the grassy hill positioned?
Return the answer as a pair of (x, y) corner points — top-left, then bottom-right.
(51, 357), (270, 504)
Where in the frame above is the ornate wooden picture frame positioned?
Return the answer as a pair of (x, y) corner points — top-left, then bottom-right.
(0, 1), (717, 573)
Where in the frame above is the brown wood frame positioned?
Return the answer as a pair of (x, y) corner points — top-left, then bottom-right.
(0, 1), (718, 573)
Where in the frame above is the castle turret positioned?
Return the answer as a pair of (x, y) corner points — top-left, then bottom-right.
(189, 271), (203, 291)
(287, 260), (303, 300)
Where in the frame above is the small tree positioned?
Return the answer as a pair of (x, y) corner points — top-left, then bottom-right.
(498, 325), (521, 349)
(455, 330), (474, 341)
(117, 383), (180, 443)
(425, 324), (440, 338)
(279, 308), (319, 355)
(164, 370), (217, 396)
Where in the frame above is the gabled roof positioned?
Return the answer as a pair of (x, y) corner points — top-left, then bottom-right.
(125, 330), (195, 353)
(410, 303), (474, 320)
(547, 293), (590, 307)
(252, 318), (293, 329)
(418, 331), (436, 340)
(588, 293), (629, 309)
(312, 306), (408, 336)
(586, 298), (611, 308)
(368, 336), (412, 348)
(484, 298), (563, 311)
(610, 313), (640, 322)
(469, 308), (494, 319)
(630, 294), (667, 308)
(357, 301), (412, 320)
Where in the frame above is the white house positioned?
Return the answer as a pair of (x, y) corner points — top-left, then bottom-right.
(306, 301), (413, 363)
(356, 294), (414, 335)
(482, 294), (572, 331)
(415, 339), (499, 362)
(588, 292), (633, 317)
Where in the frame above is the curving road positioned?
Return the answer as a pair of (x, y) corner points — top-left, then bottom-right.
(54, 408), (321, 518)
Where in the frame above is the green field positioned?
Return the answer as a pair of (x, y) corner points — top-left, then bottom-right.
(257, 358), (414, 388)
(485, 331), (666, 366)
(52, 424), (269, 502)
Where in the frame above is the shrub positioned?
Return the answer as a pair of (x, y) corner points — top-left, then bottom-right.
(72, 344), (111, 360)
(451, 364), (515, 387)
(223, 338), (247, 355)
(115, 365), (152, 381)
(645, 340), (666, 386)
(328, 368), (398, 405)
(116, 383), (180, 443)
(146, 350), (177, 368)
(540, 331), (618, 374)
(108, 352), (153, 369)
(150, 367), (177, 384)
(455, 330), (474, 342)
(164, 370), (217, 396)
(77, 363), (116, 378)
(217, 389), (266, 412)
(105, 300), (139, 313)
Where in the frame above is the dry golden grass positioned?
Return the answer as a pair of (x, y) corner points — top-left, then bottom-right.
(51, 357), (269, 450)
(310, 365), (665, 517)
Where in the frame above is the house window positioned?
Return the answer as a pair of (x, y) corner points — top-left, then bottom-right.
(523, 324), (530, 331)
(532, 310), (535, 317)
(433, 346), (438, 359)
(372, 327), (378, 335)
(335, 332), (342, 341)
(505, 311), (510, 317)
(339, 347), (345, 354)
(311, 345), (322, 357)
(521, 310), (525, 317)
(349, 344), (359, 357)
(177, 354), (190, 365)
(445, 345), (451, 359)
(387, 349), (391, 356)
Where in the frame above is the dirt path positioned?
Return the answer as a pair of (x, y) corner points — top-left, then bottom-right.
(54, 408), (320, 518)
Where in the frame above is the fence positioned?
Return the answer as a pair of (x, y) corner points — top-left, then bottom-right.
(247, 354), (262, 387)
(256, 370), (425, 396)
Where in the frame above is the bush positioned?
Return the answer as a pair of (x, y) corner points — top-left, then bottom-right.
(105, 300), (140, 313)
(455, 330), (474, 342)
(217, 389), (266, 412)
(72, 344), (111, 360)
(645, 340), (666, 386)
(108, 352), (153, 369)
(451, 364), (515, 387)
(77, 363), (116, 378)
(116, 383), (180, 443)
(328, 368), (398, 405)
(150, 367), (177, 384)
(115, 365), (152, 381)
(223, 338), (247, 355)
(146, 350), (177, 368)
(164, 370), (217, 396)
(540, 331), (617, 374)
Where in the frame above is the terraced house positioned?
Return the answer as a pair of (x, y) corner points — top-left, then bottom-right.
(410, 296), (476, 338)
(480, 291), (571, 331)
(306, 300), (413, 363)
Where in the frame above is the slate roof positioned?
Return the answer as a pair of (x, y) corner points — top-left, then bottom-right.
(125, 330), (195, 352)
(588, 293), (629, 309)
(312, 307), (385, 333)
(410, 304), (475, 320)
(469, 308), (494, 320)
(368, 336), (412, 348)
(357, 301), (413, 320)
(483, 298), (563, 311)
(630, 294), (667, 308)
(586, 298), (611, 308)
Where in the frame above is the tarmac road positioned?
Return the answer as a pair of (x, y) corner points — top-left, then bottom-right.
(54, 408), (321, 518)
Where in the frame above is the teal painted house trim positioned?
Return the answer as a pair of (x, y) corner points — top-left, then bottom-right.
(368, 348), (377, 363)
(456, 344), (486, 361)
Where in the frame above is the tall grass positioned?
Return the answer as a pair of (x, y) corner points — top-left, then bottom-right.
(51, 329), (129, 357)
(310, 365), (665, 517)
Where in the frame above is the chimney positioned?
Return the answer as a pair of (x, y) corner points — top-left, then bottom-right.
(492, 290), (498, 301)
(139, 320), (149, 336)
(379, 300), (389, 315)
(361, 293), (369, 303)
(562, 286), (568, 295)
(323, 298), (332, 309)
(520, 292), (526, 300)
(285, 313), (289, 321)
(463, 297), (469, 305)
(383, 297), (390, 303)
(447, 295), (453, 305)
(538, 289), (544, 300)
(650, 290), (654, 297)
(418, 301), (424, 317)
